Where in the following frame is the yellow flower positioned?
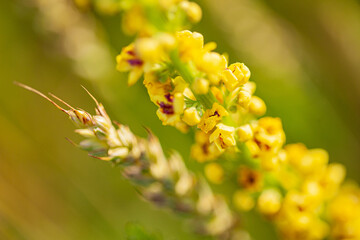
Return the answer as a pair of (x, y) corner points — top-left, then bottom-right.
(328, 184), (360, 240)
(116, 43), (144, 86)
(182, 107), (201, 126)
(237, 167), (263, 191)
(204, 163), (224, 184)
(156, 92), (185, 125)
(209, 123), (236, 151)
(210, 86), (224, 103)
(233, 190), (255, 212)
(195, 52), (227, 77)
(257, 188), (282, 215)
(285, 144), (330, 175)
(135, 37), (163, 63)
(249, 96), (266, 116)
(253, 117), (286, 154)
(260, 153), (280, 171)
(122, 5), (147, 36)
(191, 131), (221, 162)
(222, 63), (251, 91)
(192, 78), (209, 94)
(176, 30), (204, 61)
(179, 1), (202, 23)
(143, 72), (173, 103)
(198, 103), (228, 133)
(237, 124), (253, 142)
(237, 90), (252, 108)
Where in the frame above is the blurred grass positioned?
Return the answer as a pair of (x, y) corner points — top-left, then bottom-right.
(1, 0), (360, 239)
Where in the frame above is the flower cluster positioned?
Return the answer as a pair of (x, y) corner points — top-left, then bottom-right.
(23, 0), (360, 239)
(111, 1), (360, 239)
(115, 1), (266, 163)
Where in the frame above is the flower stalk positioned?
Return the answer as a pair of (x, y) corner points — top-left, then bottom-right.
(20, 0), (360, 239)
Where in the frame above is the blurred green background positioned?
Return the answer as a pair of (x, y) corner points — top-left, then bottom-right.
(1, 0), (360, 239)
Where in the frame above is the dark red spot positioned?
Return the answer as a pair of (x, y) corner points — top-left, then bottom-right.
(159, 102), (174, 115)
(126, 50), (136, 56)
(165, 93), (174, 102)
(202, 144), (209, 155)
(127, 59), (143, 66)
(254, 138), (270, 151)
(210, 111), (220, 117)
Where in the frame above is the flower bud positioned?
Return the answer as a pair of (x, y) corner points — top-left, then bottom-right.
(179, 1), (202, 23)
(249, 96), (266, 116)
(257, 189), (282, 215)
(192, 78), (209, 94)
(182, 107), (201, 126)
(204, 163), (224, 184)
(237, 124), (253, 142)
(233, 190), (255, 211)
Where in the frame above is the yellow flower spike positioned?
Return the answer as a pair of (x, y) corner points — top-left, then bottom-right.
(249, 96), (266, 116)
(237, 124), (253, 142)
(192, 78), (209, 94)
(198, 103), (228, 133)
(229, 63), (251, 85)
(209, 123), (236, 151)
(135, 37), (162, 62)
(182, 107), (201, 126)
(238, 90), (252, 108)
(173, 93), (185, 114)
(257, 189), (282, 215)
(204, 163), (224, 184)
(233, 190), (255, 212)
(179, 1), (202, 23)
